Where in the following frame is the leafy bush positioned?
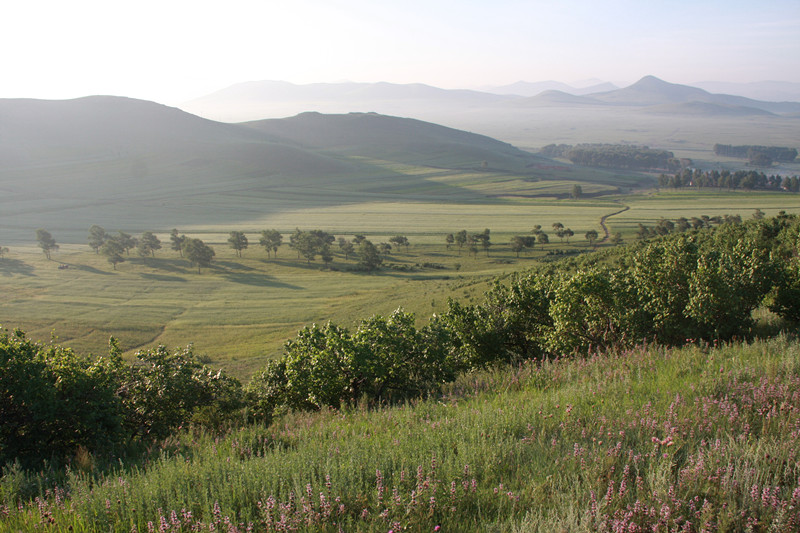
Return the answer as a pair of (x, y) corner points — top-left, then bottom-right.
(0, 329), (122, 466)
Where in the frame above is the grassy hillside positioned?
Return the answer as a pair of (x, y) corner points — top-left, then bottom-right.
(2, 335), (799, 531)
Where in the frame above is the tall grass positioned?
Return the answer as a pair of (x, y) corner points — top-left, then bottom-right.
(2, 335), (800, 531)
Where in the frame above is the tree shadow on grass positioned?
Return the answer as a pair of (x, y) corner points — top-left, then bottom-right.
(219, 271), (303, 289)
(215, 260), (258, 272)
(0, 258), (35, 277)
(70, 263), (114, 275)
(139, 273), (188, 283)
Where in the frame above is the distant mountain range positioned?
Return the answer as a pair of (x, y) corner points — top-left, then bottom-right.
(181, 75), (800, 123)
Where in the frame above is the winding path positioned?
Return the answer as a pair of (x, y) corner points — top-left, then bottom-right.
(599, 205), (630, 242)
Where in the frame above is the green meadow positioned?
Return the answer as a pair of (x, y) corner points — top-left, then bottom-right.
(2, 164), (797, 380)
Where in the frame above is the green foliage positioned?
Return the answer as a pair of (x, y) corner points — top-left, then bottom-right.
(182, 237), (215, 273)
(357, 240), (383, 270)
(136, 231), (162, 257)
(0, 329), (122, 466)
(169, 229), (186, 257)
(35, 229), (58, 260)
(227, 231), (248, 257)
(259, 229), (283, 258)
(87, 224), (107, 253)
(100, 237), (125, 269)
(118, 344), (243, 440)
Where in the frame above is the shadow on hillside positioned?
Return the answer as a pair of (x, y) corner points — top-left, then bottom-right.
(0, 258), (35, 276)
(140, 273), (187, 283)
(219, 272), (302, 289)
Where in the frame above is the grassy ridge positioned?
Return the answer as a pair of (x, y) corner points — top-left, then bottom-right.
(2, 336), (799, 531)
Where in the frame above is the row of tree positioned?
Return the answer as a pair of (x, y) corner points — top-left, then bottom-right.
(541, 143), (685, 171)
(713, 144), (798, 165)
(658, 168), (800, 192)
(6, 214), (799, 466)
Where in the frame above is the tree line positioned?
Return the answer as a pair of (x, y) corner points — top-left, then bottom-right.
(540, 143), (685, 171)
(713, 144), (798, 166)
(5, 213), (799, 467)
(658, 168), (800, 192)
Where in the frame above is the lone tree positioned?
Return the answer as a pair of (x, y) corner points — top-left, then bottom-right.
(259, 229), (283, 258)
(170, 229), (186, 257)
(36, 229), (58, 260)
(358, 240), (383, 271)
(571, 184), (583, 199)
(445, 233), (454, 250)
(228, 231), (249, 257)
(101, 237), (125, 269)
(88, 225), (107, 254)
(182, 238), (215, 273)
(137, 231), (162, 257)
(585, 229), (599, 248)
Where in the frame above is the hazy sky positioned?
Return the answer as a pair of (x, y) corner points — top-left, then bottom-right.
(4, 0), (800, 104)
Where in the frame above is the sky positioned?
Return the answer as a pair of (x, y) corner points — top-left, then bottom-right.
(3, 0), (800, 105)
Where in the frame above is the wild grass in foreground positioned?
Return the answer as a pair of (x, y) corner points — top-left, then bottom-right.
(2, 335), (800, 531)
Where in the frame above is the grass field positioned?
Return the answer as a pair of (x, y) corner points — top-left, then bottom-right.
(2, 182), (798, 380)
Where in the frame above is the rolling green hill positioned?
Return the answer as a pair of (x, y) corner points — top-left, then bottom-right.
(0, 97), (547, 244)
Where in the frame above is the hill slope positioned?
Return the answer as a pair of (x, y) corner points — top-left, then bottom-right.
(0, 97), (541, 243)
(242, 111), (536, 169)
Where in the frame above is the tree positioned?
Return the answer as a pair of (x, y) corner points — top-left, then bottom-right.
(338, 238), (355, 260)
(228, 231), (248, 257)
(585, 229), (599, 247)
(571, 184), (583, 199)
(170, 229), (186, 257)
(466, 235), (479, 257)
(88, 225), (107, 254)
(353, 234), (366, 245)
(116, 231), (138, 256)
(510, 236), (525, 258)
(536, 232), (548, 250)
(137, 231), (162, 257)
(611, 232), (624, 246)
(320, 243), (334, 267)
(36, 229), (58, 260)
(358, 240), (383, 271)
(445, 233), (454, 250)
(182, 238), (215, 273)
(101, 237), (126, 269)
(564, 228), (574, 243)
(454, 230), (467, 254)
(552, 222), (564, 234)
(378, 242), (392, 256)
(389, 235), (410, 252)
(259, 230), (283, 258)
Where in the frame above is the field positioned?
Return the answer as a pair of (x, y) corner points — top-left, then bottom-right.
(2, 166), (797, 380)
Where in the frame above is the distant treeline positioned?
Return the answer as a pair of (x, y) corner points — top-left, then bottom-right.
(713, 144), (798, 165)
(540, 143), (684, 171)
(658, 168), (800, 192)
